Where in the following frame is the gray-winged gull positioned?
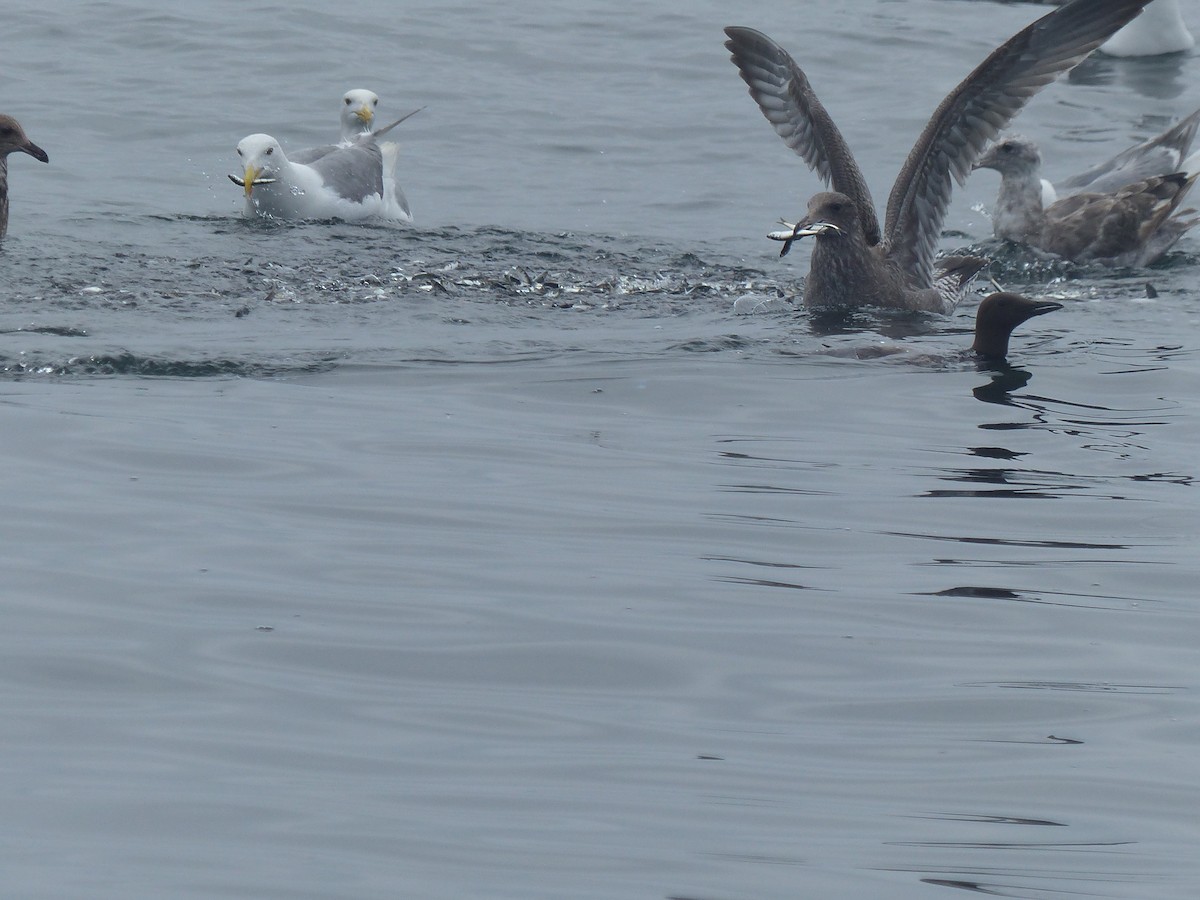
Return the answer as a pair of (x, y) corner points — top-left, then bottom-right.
(725, 0), (1152, 312)
(974, 135), (1197, 265)
(0, 114), (49, 240)
(289, 92), (414, 221)
(290, 89), (382, 167)
(231, 109), (419, 222)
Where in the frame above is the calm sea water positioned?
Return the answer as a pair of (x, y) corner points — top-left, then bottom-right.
(4, 1), (1200, 897)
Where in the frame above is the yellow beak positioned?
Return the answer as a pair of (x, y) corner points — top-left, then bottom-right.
(243, 164), (262, 198)
(355, 106), (374, 126)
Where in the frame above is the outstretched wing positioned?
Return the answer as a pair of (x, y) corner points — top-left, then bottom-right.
(725, 25), (880, 246)
(883, 0), (1150, 287)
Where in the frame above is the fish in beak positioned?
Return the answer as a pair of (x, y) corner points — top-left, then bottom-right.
(767, 220), (842, 257)
(227, 165), (276, 196)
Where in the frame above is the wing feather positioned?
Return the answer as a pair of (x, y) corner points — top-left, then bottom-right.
(725, 26), (881, 246)
(884, 0), (1151, 286)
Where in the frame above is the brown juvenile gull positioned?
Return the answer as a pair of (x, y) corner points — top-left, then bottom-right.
(974, 135), (1198, 266)
(724, 0), (1152, 312)
(0, 115), (49, 241)
(971, 292), (1063, 361)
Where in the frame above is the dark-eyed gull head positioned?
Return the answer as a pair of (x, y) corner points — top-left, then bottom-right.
(796, 191), (863, 240)
(974, 137), (1043, 178)
(767, 191), (859, 256)
(340, 89), (380, 141)
(972, 291), (1062, 360)
(233, 134), (285, 198)
(0, 114), (49, 163)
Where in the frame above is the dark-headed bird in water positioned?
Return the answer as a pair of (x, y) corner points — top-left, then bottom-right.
(724, 0), (1152, 312)
(972, 292), (1063, 361)
(826, 292), (1061, 363)
(973, 135), (1198, 266)
(0, 115), (49, 241)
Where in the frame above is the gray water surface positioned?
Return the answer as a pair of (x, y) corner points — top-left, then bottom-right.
(3, 1), (1200, 897)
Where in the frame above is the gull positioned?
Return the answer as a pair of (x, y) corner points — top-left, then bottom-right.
(231, 110), (420, 222)
(289, 91), (416, 221)
(291, 89), (382, 166)
(974, 134), (1197, 265)
(0, 114), (49, 240)
(725, 0), (1152, 312)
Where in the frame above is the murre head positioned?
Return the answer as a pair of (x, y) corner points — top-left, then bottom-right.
(972, 291), (1062, 360)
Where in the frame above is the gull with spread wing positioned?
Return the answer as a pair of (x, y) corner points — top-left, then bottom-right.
(725, 0), (1152, 311)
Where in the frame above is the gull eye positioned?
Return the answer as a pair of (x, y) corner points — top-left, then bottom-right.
(265, 146), (274, 155)
(237, 148), (242, 156)
(372, 99), (378, 107)
(344, 97), (352, 105)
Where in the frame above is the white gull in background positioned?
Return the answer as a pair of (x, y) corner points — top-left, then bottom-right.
(1101, 0), (1194, 56)
(289, 91), (416, 221)
(231, 109), (419, 222)
(291, 89), (382, 164)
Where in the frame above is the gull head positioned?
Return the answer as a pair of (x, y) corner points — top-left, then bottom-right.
(974, 136), (1042, 178)
(341, 89), (380, 138)
(767, 191), (859, 256)
(0, 114), (49, 163)
(231, 134), (284, 197)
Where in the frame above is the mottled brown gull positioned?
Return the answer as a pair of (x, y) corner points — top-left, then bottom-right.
(0, 115), (49, 240)
(974, 135), (1197, 266)
(725, 0), (1152, 312)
